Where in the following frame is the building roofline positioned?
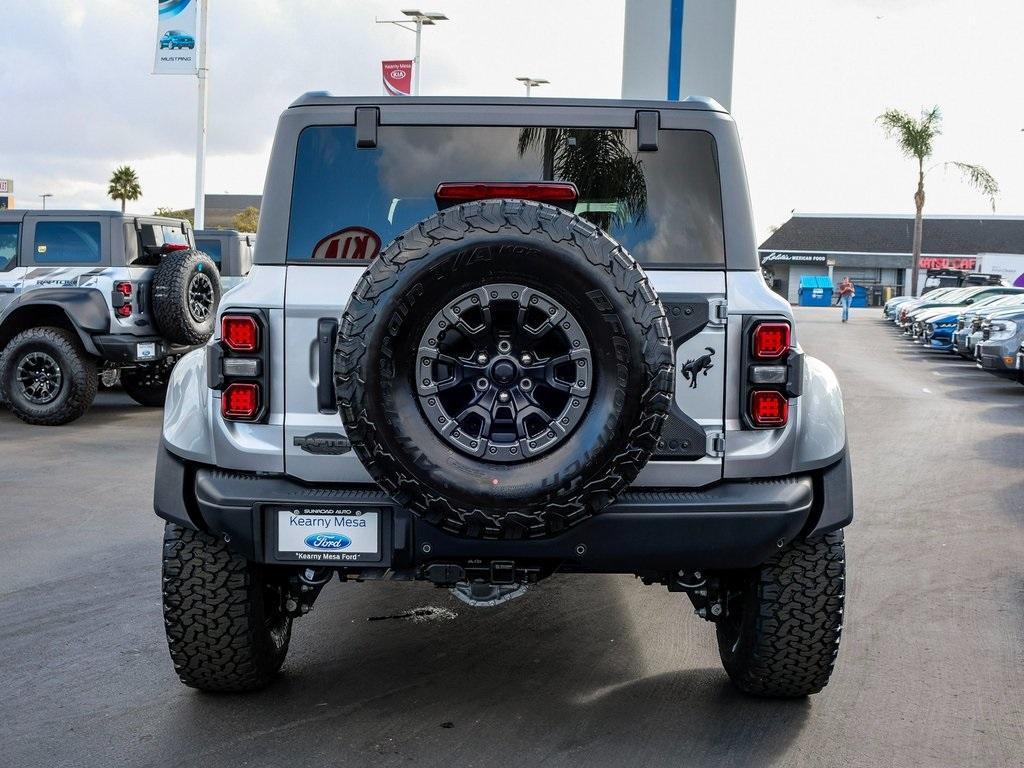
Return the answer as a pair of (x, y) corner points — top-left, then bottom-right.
(789, 212), (1024, 222)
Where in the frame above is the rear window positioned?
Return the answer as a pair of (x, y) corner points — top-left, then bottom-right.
(133, 223), (189, 266)
(287, 125), (725, 269)
(196, 238), (223, 266)
(34, 221), (101, 264)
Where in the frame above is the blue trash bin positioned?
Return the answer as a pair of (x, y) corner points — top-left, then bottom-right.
(851, 284), (868, 308)
(798, 276), (833, 307)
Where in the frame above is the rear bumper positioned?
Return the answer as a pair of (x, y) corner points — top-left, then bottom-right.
(91, 334), (198, 364)
(154, 444), (853, 574)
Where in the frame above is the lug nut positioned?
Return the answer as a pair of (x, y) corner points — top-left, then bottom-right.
(520, 353), (533, 365)
(498, 391), (510, 403)
(520, 378), (532, 390)
(476, 353), (488, 365)
(497, 340), (512, 354)
(476, 377), (489, 391)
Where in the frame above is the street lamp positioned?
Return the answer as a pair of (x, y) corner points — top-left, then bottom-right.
(376, 9), (449, 96)
(39, 193), (53, 210)
(516, 77), (549, 96)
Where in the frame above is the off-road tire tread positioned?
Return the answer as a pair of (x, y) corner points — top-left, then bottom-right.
(151, 249), (220, 345)
(161, 522), (290, 692)
(120, 366), (170, 407)
(336, 200), (674, 539)
(0, 327), (97, 425)
(718, 531), (845, 697)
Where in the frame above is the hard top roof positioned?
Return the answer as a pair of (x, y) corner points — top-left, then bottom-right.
(289, 93), (726, 113)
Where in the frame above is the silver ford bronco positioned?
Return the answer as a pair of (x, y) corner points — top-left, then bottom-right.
(154, 95), (853, 697)
(0, 210), (225, 424)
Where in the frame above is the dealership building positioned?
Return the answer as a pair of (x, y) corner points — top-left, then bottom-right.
(758, 214), (1024, 304)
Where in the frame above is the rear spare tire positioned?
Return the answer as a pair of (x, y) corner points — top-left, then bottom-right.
(151, 249), (221, 345)
(336, 200), (674, 539)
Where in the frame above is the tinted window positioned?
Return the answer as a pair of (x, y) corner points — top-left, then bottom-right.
(287, 125), (725, 268)
(34, 221), (102, 264)
(196, 238), (223, 266)
(0, 223), (18, 270)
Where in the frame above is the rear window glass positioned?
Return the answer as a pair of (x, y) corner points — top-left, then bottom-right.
(196, 238), (223, 266)
(287, 125), (725, 268)
(34, 221), (102, 264)
(0, 223), (17, 270)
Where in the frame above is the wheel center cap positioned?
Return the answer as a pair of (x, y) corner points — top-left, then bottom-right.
(491, 359), (517, 385)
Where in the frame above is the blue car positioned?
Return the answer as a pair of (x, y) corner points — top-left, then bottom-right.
(921, 311), (960, 350)
(160, 30), (195, 50)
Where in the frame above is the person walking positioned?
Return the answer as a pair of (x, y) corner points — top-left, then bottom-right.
(837, 277), (856, 323)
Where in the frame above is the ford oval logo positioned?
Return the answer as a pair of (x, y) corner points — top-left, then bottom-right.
(304, 533), (352, 550)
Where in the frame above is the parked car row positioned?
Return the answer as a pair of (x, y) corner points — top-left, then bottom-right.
(882, 284), (1024, 381)
(0, 210), (254, 424)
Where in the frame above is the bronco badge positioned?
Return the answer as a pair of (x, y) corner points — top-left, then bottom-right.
(681, 347), (715, 389)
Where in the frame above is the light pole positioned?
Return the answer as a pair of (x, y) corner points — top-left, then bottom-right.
(39, 193), (53, 210)
(194, 0), (210, 230)
(516, 77), (549, 96)
(375, 9), (449, 95)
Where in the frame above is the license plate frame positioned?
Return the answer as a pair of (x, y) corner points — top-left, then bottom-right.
(265, 504), (390, 565)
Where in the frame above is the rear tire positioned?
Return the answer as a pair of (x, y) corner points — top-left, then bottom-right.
(161, 522), (292, 692)
(0, 327), (97, 426)
(715, 531), (846, 697)
(120, 365), (171, 407)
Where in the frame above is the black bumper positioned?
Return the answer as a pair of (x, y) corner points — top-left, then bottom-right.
(91, 334), (199, 364)
(154, 445), (852, 574)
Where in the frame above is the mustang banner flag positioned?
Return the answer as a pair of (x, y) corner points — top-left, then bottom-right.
(154, 0), (199, 75)
(382, 60), (414, 96)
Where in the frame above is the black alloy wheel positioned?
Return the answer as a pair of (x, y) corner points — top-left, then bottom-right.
(417, 283), (592, 462)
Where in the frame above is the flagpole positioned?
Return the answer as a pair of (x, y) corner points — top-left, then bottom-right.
(194, 0), (209, 230)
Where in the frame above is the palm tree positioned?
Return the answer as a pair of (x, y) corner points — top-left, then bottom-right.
(517, 128), (648, 229)
(877, 107), (998, 296)
(108, 165), (143, 213)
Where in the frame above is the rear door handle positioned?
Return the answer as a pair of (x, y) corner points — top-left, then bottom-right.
(316, 318), (339, 414)
(0, 286), (15, 293)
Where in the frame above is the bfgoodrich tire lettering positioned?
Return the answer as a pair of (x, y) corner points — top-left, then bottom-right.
(716, 531), (846, 697)
(0, 326), (97, 426)
(161, 522), (292, 692)
(335, 200), (674, 539)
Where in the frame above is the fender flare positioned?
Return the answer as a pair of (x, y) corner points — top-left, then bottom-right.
(0, 288), (110, 354)
(161, 347), (215, 463)
(793, 355), (846, 472)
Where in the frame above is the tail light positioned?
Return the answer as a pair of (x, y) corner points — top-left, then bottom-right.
(751, 322), (790, 359)
(435, 181), (579, 211)
(162, 243), (190, 253)
(221, 382), (260, 420)
(749, 390), (788, 428)
(743, 318), (798, 430)
(112, 281), (133, 317)
(221, 314), (259, 352)
(209, 310), (268, 423)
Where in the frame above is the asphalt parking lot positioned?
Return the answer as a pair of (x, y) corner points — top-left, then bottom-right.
(2, 305), (1022, 768)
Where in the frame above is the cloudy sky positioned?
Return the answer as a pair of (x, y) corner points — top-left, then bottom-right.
(2, 0), (1021, 238)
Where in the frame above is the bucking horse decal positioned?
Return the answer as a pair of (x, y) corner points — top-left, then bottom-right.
(681, 347), (715, 389)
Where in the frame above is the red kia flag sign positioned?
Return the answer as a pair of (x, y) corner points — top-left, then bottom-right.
(382, 60), (414, 96)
